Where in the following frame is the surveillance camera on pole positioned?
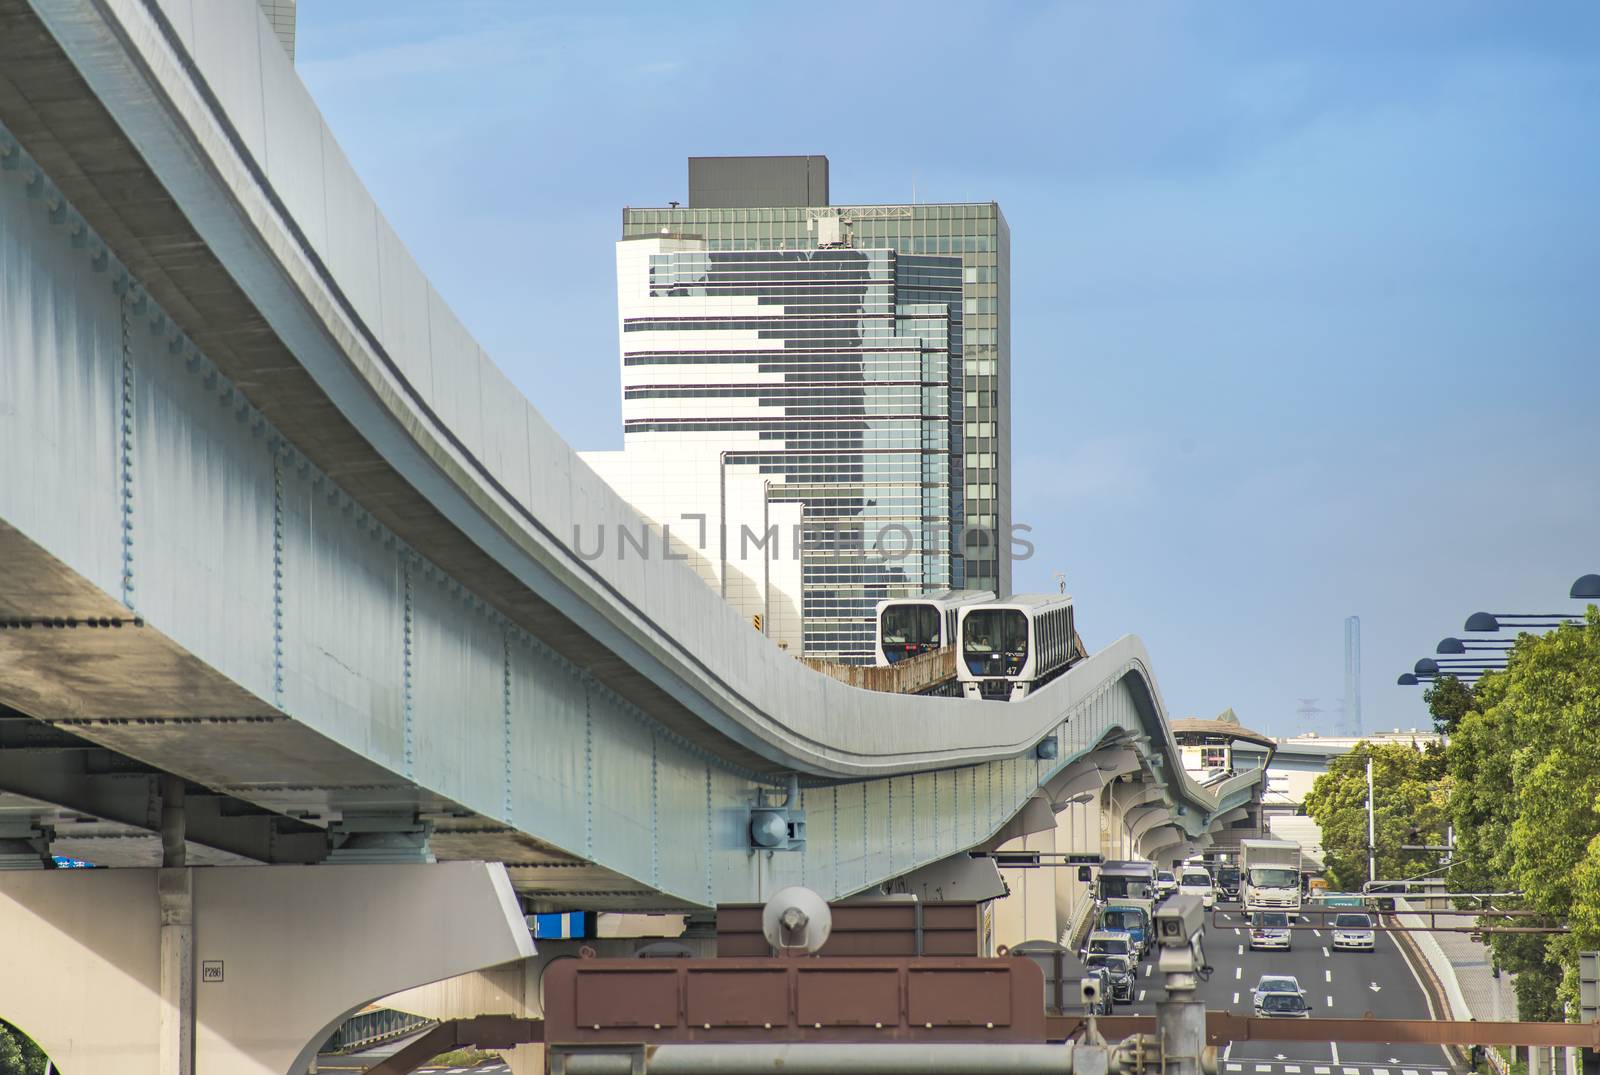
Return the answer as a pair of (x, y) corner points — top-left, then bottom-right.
(1152, 894), (1212, 1075)
(1154, 893), (1206, 974)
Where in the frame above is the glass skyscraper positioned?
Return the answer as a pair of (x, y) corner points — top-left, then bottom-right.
(622, 160), (1011, 597)
(586, 157), (1011, 664)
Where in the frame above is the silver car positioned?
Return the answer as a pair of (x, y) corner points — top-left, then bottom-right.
(1332, 911), (1376, 951)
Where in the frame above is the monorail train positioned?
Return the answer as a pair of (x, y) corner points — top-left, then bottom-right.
(957, 594), (1078, 701)
(874, 590), (997, 666)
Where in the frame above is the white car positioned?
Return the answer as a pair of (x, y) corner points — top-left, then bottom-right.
(1248, 910), (1291, 950)
(1154, 870), (1177, 899)
(1251, 974), (1303, 1012)
(1083, 929), (1137, 963)
(1178, 867), (1215, 909)
(1332, 911), (1376, 951)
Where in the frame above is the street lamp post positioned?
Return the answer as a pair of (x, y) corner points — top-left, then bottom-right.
(1366, 753), (1377, 887)
(1464, 612), (1577, 632)
(1436, 637), (1513, 655)
(1414, 658), (1506, 677)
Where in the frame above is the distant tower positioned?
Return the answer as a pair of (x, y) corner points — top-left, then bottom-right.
(1296, 698), (1324, 732)
(1344, 616), (1362, 737)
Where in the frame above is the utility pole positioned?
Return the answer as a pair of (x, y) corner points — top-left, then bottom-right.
(1366, 753), (1377, 886)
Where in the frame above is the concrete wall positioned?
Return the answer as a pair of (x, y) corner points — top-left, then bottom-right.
(0, 862), (531, 1075)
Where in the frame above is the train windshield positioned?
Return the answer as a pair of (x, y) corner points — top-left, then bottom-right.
(963, 610), (1028, 659)
(880, 604), (940, 662)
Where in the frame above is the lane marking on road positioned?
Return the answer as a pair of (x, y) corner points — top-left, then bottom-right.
(1235, 966), (1243, 979)
(1285, 1067), (1301, 1073)
(1139, 989), (1147, 1002)
(1256, 1066), (1273, 1072)
(1322, 946), (1330, 958)
(1238, 944), (1245, 956)
(1373, 1068), (1390, 1075)
(1432, 1070), (1448, 1075)
(1225, 1042), (1234, 1062)
(1402, 1069), (1419, 1075)
(1235, 927), (1242, 935)
(1314, 929), (1323, 937)
(1145, 964), (1154, 978)
(1226, 1067), (1242, 1073)
(1233, 992), (1240, 1005)
(1326, 994), (1333, 1007)
(1331, 1041), (1341, 1066)
(1325, 968), (1332, 983)
(1314, 1067), (1331, 1073)
(1343, 1069), (1358, 1074)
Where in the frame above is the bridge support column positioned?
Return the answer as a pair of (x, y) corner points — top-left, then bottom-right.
(158, 775), (194, 1075)
(0, 861), (533, 1075)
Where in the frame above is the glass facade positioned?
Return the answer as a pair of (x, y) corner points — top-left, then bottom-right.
(622, 202), (1011, 596)
(619, 245), (964, 663)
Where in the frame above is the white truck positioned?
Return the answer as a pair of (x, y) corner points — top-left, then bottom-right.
(1240, 838), (1302, 915)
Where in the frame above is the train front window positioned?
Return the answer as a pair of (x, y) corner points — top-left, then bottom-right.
(963, 610), (1028, 661)
(881, 604), (940, 662)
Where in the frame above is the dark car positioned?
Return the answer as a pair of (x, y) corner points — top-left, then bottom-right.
(1086, 953), (1135, 1003)
(1259, 991), (1313, 1019)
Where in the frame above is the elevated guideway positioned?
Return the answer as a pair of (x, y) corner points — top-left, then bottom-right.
(0, 0), (1262, 913)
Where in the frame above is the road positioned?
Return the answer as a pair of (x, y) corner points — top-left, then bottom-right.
(1067, 905), (1457, 1075)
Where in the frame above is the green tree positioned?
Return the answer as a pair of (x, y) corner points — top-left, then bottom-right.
(1445, 609), (1600, 1020)
(0, 1020), (51, 1075)
(1303, 741), (1451, 892)
(1423, 674), (1477, 736)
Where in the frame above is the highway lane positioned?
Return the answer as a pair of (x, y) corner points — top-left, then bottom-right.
(1060, 904), (1457, 1075)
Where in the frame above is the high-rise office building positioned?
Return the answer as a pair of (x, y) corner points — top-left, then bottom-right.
(584, 156), (1011, 663)
(625, 158), (1012, 593)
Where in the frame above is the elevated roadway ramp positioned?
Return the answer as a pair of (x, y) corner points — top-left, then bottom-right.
(0, 0), (1260, 910)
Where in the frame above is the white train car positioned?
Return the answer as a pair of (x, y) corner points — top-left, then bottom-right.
(958, 594), (1078, 701)
(874, 590), (996, 667)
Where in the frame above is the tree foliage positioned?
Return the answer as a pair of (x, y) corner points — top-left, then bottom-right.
(0, 1021), (51, 1075)
(1423, 674), (1476, 736)
(1444, 609), (1600, 1020)
(1303, 741), (1450, 893)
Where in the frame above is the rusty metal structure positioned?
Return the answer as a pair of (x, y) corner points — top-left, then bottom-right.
(351, 949), (1600, 1075)
(715, 900), (985, 958)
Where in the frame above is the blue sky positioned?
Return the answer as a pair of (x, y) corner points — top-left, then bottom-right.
(297, 2), (1600, 736)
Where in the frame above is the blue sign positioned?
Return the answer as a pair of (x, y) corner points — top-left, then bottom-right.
(533, 912), (590, 939)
